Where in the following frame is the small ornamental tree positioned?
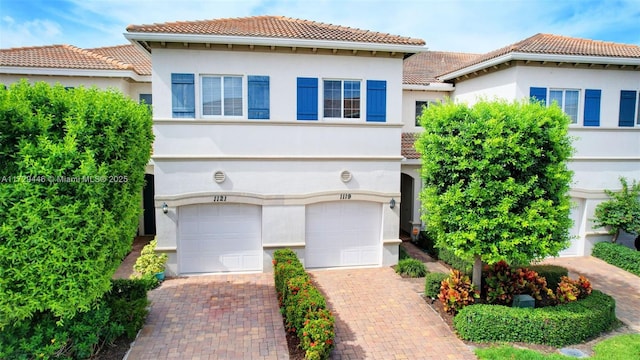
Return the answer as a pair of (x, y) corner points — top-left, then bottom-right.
(416, 99), (574, 286)
(592, 177), (640, 243)
(0, 81), (153, 328)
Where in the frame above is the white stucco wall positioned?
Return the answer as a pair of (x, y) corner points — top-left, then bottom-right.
(151, 47), (405, 272)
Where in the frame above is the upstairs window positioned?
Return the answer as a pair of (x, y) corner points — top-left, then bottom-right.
(202, 75), (243, 117)
(324, 80), (361, 119)
(415, 100), (436, 126)
(549, 89), (579, 124)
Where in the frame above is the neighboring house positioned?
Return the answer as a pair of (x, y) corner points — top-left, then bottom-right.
(125, 16), (426, 274)
(0, 44), (156, 236)
(403, 33), (640, 256)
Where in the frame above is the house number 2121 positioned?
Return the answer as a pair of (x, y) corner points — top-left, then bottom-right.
(339, 193), (352, 200)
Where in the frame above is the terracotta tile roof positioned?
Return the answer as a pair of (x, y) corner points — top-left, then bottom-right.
(402, 132), (420, 160)
(87, 44), (151, 76)
(126, 15), (425, 46)
(441, 33), (640, 77)
(0, 44), (150, 76)
(403, 51), (479, 85)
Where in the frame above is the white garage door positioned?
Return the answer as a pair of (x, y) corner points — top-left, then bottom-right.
(306, 201), (381, 268)
(179, 204), (262, 273)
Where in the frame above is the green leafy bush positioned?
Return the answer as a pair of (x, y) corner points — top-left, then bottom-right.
(424, 272), (448, 299)
(592, 241), (640, 276)
(272, 249), (334, 360)
(0, 81), (153, 327)
(395, 258), (428, 278)
(133, 239), (168, 276)
(438, 269), (479, 314)
(592, 177), (640, 243)
(527, 265), (568, 290)
(417, 231), (439, 258)
(454, 290), (616, 347)
(437, 247), (473, 274)
(0, 278), (150, 359)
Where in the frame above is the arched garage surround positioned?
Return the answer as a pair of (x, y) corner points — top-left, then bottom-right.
(156, 191), (400, 274)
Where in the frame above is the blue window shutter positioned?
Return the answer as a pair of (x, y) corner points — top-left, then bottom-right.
(583, 89), (601, 126)
(248, 75), (270, 119)
(619, 90), (637, 127)
(297, 77), (318, 120)
(171, 73), (195, 118)
(529, 87), (547, 104)
(366, 80), (386, 122)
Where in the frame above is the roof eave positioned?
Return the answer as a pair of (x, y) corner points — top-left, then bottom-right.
(439, 52), (640, 81)
(403, 83), (454, 91)
(0, 66), (151, 82)
(124, 32), (426, 54)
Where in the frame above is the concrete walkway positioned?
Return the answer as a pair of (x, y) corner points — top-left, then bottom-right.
(126, 273), (289, 360)
(311, 267), (476, 360)
(542, 256), (640, 332)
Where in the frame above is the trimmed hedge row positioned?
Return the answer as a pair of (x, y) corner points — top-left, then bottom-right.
(592, 241), (640, 277)
(453, 290), (617, 347)
(273, 249), (335, 360)
(0, 278), (152, 359)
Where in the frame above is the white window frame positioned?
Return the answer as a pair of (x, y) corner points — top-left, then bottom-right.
(200, 74), (244, 119)
(322, 78), (363, 120)
(548, 88), (581, 124)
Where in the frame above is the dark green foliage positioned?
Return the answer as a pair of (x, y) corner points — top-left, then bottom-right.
(424, 272), (448, 299)
(483, 261), (554, 307)
(0, 81), (153, 327)
(527, 265), (568, 290)
(592, 177), (640, 242)
(416, 100), (574, 268)
(592, 241), (640, 276)
(437, 247), (472, 274)
(453, 290), (616, 347)
(0, 278), (150, 359)
(417, 231), (438, 258)
(272, 249), (335, 360)
(395, 258), (428, 278)
(399, 245), (411, 260)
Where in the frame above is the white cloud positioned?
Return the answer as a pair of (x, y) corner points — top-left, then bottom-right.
(0, 16), (62, 48)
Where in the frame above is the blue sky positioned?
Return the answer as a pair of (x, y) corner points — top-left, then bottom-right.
(1, 0), (639, 53)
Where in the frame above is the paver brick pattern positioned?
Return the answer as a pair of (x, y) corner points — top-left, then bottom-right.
(126, 273), (289, 360)
(310, 267), (476, 359)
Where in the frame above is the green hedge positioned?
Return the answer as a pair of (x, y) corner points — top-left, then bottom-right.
(273, 249), (335, 360)
(0, 81), (153, 326)
(424, 272), (449, 299)
(527, 265), (568, 290)
(592, 241), (640, 277)
(453, 290), (617, 347)
(0, 278), (150, 359)
(437, 247), (473, 274)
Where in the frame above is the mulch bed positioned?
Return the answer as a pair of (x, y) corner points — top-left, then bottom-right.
(284, 327), (306, 360)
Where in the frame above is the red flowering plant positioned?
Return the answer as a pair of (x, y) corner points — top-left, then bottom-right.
(301, 309), (335, 360)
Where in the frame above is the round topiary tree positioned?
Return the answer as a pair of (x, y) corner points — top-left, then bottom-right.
(416, 99), (574, 287)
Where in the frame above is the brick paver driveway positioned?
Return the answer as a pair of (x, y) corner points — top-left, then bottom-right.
(126, 273), (289, 360)
(311, 267), (476, 359)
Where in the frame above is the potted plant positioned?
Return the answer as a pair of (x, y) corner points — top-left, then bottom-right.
(592, 177), (640, 243)
(134, 238), (168, 280)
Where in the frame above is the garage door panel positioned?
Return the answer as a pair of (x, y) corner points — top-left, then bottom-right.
(179, 204), (262, 273)
(306, 201), (381, 268)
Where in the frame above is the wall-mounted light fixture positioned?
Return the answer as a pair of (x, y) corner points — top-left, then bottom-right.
(162, 202), (168, 214)
(389, 198), (396, 209)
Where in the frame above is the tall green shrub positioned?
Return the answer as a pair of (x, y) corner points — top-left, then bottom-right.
(0, 81), (153, 327)
(592, 177), (640, 243)
(416, 99), (574, 286)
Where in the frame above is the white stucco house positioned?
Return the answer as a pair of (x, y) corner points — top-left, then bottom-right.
(124, 16), (426, 274)
(3, 18), (639, 274)
(401, 34), (640, 256)
(0, 44), (157, 237)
